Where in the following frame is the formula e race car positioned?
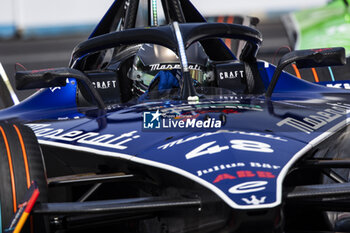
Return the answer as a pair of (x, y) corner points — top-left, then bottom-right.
(1, 0), (350, 232)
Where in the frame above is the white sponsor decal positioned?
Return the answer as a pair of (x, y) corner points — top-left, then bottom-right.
(229, 181), (268, 194)
(197, 162), (245, 177)
(277, 102), (350, 134)
(186, 141), (229, 159)
(50, 87), (61, 92)
(249, 162), (281, 170)
(219, 95), (244, 100)
(92, 80), (117, 89)
(219, 70), (244, 80)
(26, 124), (140, 150)
(186, 140), (273, 160)
(49, 78), (71, 92)
(230, 140), (273, 153)
(158, 130), (286, 150)
(326, 83), (350, 90)
(197, 162), (281, 177)
(242, 195), (266, 205)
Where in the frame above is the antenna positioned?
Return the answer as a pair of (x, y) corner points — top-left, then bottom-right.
(172, 22), (198, 100)
(151, 0), (158, 26)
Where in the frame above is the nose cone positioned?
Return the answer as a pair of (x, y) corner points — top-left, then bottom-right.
(136, 129), (307, 209)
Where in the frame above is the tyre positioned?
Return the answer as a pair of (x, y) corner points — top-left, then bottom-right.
(0, 123), (48, 232)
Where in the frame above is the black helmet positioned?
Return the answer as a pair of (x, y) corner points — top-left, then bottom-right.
(129, 43), (214, 96)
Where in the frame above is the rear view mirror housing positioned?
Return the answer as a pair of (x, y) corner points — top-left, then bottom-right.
(266, 47), (346, 97)
(15, 68), (105, 109)
(281, 47), (346, 69)
(16, 68), (69, 90)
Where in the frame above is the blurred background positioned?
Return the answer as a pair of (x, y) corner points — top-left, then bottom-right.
(0, 0), (329, 100)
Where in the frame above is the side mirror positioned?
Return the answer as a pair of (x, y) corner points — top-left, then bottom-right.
(265, 47), (346, 97)
(15, 67), (105, 109)
(16, 68), (69, 90)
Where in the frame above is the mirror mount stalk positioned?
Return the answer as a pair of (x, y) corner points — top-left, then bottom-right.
(172, 21), (198, 100)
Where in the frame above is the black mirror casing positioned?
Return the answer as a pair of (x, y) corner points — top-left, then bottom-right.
(280, 47), (346, 69)
(266, 47), (346, 97)
(15, 68), (70, 90)
(15, 67), (105, 109)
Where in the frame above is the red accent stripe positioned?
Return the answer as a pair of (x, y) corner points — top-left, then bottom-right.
(24, 189), (40, 213)
(13, 125), (31, 188)
(0, 126), (17, 213)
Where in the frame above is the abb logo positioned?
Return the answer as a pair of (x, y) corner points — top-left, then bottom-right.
(213, 171), (275, 183)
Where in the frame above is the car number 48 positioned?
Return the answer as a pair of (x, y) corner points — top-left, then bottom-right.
(186, 140), (274, 160)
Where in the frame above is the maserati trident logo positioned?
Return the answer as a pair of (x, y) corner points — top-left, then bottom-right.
(242, 195), (266, 205)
